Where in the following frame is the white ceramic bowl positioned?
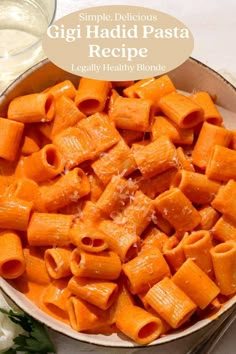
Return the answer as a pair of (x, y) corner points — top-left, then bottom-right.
(0, 57), (236, 348)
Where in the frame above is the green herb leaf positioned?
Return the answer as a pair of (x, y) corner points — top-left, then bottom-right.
(0, 308), (56, 354)
(2, 348), (17, 354)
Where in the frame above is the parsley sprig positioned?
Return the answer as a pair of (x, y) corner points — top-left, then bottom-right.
(0, 309), (56, 354)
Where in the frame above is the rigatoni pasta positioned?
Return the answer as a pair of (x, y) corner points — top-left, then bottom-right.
(8, 92), (55, 123)
(68, 277), (118, 310)
(0, 118), (24, 161)
(154, 188), (201, 232)
(151, 115), (194, 145)
(145, 277), (197, 329)
(190, 91), (222, 125)
(109, 96), (154, 132)
(133, 135), (177, 178)
(21, 144), (64, 182)
(116, 305), (163, 344)
(0, 196), (32, 231)
(122, 247), (170, 294)
(172, 258), (220, 309)
(192, 122), (232, 169)
(158, 92), (204, 128)
(27, 212), (73, 246)
(0, 74), (235, 346)
(45, 247), (72, 279)
(75, 78), (111, 115)
(126, 75), (176, 112)
(45, 80), (77, 99)
(0, 231), (25, 279)
(210, 241), (236, 296)
(182, 230), (214, 277)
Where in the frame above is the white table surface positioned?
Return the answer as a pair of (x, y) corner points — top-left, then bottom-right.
(0, 0), (236, 353)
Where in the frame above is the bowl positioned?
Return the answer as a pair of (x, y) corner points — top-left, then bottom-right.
(0, 57), (236, 348)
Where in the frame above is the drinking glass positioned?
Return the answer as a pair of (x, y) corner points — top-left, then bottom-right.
(0, 0), (57, 82)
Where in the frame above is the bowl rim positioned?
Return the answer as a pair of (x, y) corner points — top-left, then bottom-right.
(0, 56), (236, 348)
(1, 55), (236, 94)
(0, 277), (235, 348)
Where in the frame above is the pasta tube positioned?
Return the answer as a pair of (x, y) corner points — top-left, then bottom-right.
(88, 173), (104, 202)
(172, 258), (220, 309)
(43, 279), (71, 312)
(172, 170), (220, 204)
(8, 92), (55, 123)
(96, 175), (137, 216)
(190, 92), (222, 125)
(77, 112), (120, 155)
(151, 116), (194, 145)
(132, 75), (176, 111)
(133, 135), (177, 179)
(91, 139), (137, 185)
(70, 224), (108, 253)
(196, 206), (220, 231)
(45, 80), (76, 99)
(182, 230), (214, 277)
(163, 236), (186, 273)
(53, 127), (96, 169)
(68, 277), (118, 310)
(0, 159), (16, 195)
(45, 247), (72, 279)
(119, 129), (144, 145)
(0, 231), (25, 279)
(116, 305), (162, 345)
(67, 296), (112, 332)
(192, 122), (232, 169)
(37, 168), (90, 212)
(79, 201), (102, 225)
(21, 125), (41, 155)
(210, 241), (236, 295)
(24, 247), (50, 285)
(139, 167), (177, 199)
(212, 215), (236, 242)
(211, 179), (236, 223)
(22, 144), (64, 182)
(123, 78), (155, 98)
(0, 118), (24, 161)
(152, 211), (174, 236)
(142, 227), (169, 253)
(122, 247), (170, 294)
(70, 249), (121, 280)
(50, 95), (85, 137)
(0, 197), (32, 231)
(159, 92), (204, 128)
(110, 96), (154, 132)
(114, 190), (154, 236)
(6, 178), (39, 207)
(113, 280), (135, 317)
(75, 78), (111, 115)
(206, 145), (236, 182)
(176, 146), (195, 172)
(99, 220), (140, 262)
(27, 212), (73, 246)
(145, 277), (197, 328)
(154, 188), (201, 232)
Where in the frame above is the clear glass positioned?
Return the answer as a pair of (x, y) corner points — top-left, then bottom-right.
(0, 0), (57, 82)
